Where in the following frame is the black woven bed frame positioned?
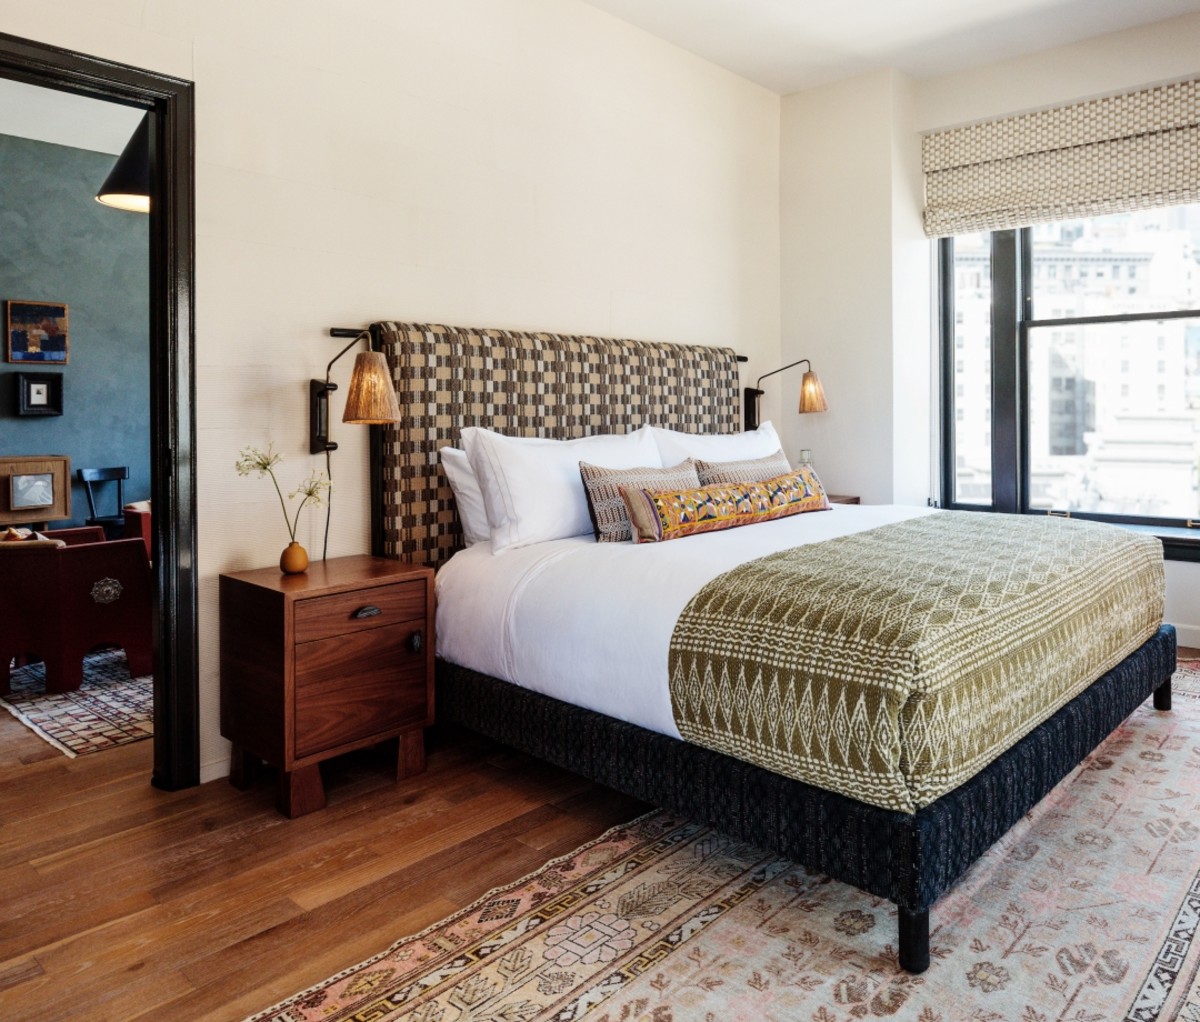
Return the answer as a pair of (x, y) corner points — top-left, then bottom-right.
(438, 627), (1175, 972)
(368, 320), (1177, 972)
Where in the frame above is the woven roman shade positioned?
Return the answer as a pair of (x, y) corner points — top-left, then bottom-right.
(922, 77), (1200, 237)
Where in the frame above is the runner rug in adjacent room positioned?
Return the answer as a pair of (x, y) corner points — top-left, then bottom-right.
(0, 649), (152, 756)
(250, 664), (1200, 1022)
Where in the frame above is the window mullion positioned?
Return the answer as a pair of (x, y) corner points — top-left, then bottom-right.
(938, 238), (956, 507)
(990, 230), (1022, 513)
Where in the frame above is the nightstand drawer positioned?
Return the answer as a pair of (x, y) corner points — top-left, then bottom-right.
(294, 580), (426, 644)
(294, 621), (429, 757)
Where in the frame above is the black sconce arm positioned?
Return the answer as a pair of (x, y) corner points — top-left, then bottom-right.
(743, 358), (812, 432)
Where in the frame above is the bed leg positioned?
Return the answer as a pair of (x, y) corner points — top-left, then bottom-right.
(1154, 678), (1172, 712)
(898, 907), (930, 974)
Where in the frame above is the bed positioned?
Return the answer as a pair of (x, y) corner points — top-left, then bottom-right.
(366, 319), (1176, 973)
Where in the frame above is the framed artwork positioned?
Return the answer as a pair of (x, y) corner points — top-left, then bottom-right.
(11, 472), (55, 510)
(6, 299), (69, 364)
(0, 455), (71, 525)
(16, 372), (64, 416)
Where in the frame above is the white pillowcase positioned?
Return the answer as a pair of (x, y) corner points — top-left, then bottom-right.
(650, 421), (782, 467)
(439, 447), (490, 547)
(462, 426), (662, 554)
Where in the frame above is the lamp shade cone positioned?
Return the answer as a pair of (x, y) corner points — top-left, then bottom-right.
(96, 112), (151, 213)
(342, 351), (401, 424)
(798, 369), (828, 413)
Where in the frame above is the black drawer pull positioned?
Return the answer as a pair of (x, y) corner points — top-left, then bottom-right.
(352, 605), (382, 620)
(409, 630), (422, 654)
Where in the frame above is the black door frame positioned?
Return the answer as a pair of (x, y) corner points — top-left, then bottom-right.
(0, 33), (199, 788)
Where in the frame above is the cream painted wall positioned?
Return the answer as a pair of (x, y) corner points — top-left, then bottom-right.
(914, 11), (1200, 131)
(780, 70), (931, 504)
(780, 12), (1200, 645)
(0, 0), (782, 780)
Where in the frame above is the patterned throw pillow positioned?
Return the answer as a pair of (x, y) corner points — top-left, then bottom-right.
(580, 461), (702, 542)
(694, 449), (792, 486)
(0, 527), (51, 542)
(620, 467), (830, 543)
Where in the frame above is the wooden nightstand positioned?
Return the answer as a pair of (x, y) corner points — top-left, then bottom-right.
(827, 494), (861, 504)
(219, 554), (435, 818)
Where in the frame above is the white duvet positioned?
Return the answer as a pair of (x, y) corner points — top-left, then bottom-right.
(436, 503), (939, 739)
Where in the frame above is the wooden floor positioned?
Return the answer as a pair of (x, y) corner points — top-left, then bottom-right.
(2, 647), (1195, 1021)
(0, 712), (644, 1022)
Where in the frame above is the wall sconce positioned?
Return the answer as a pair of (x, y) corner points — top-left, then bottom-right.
(311, 328), (401, 560)
(310, 330), (401, 454)
(95, 112), (151, 213)
(743, 358), (828, 431)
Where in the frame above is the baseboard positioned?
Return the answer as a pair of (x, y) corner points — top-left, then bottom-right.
(1171, 621), (1200, 649)
(201, 758), (230, 784)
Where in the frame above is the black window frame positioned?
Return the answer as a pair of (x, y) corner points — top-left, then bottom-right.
(939, 229), (1200, 562)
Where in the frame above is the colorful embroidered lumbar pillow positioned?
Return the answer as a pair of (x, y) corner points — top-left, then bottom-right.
(620, 467), (829, 543)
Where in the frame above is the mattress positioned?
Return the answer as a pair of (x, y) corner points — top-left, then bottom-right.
(435, 504), (939, 739)
(437, 505), (1164, 813)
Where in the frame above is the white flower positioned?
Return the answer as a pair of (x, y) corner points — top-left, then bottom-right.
(235, 444), (329, 541)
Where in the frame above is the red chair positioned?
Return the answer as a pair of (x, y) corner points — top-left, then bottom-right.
(47, 526), (108, 546)
(122, 503), (152, 560)
(0, 535), (153, 695)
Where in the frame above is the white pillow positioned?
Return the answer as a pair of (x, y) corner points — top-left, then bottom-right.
(440, 447), (490, 546)
(650, 421), (782, 467)
(462, 426), (662, 553)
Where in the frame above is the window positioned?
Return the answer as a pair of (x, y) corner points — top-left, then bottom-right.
(941, 206), (1200, 554)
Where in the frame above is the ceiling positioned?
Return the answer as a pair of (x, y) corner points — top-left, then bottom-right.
(580, 0), (1200, 94)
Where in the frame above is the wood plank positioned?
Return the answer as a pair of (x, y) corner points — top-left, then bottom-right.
(0, 639), (1188, 1019)
(0, 712), (641, 1022)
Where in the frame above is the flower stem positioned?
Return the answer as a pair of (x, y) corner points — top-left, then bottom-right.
(289, 494), (312, 541)
(267, 469), (295, 541)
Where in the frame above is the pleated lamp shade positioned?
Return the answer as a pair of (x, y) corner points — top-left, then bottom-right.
(798, 369), (829, 413)
(342, 351), (401, 424)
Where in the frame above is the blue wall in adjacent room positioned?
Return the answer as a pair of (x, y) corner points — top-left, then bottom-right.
(0, 133), (150, 528)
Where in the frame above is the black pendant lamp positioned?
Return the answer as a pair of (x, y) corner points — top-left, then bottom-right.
(96, 112), (151, 213)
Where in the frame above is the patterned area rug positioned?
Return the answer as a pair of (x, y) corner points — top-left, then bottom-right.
(250, 664), (1200, 1022)
(0, 649), (153, 757)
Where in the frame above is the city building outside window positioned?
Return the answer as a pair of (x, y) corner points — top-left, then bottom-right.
(941, 205), (1200, 556)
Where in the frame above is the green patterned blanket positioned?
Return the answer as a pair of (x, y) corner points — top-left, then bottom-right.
(668, 512), (1164, 814)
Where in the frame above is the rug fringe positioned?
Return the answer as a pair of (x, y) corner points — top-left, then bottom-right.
(0, 697), (78, 758)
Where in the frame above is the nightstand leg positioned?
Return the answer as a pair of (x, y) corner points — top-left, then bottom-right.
(278, 764), (326, 818)
(397, 729), (426, 780)
(229, 744), (260, 790)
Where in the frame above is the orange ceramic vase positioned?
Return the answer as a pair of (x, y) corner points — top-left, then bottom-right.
(279, 541), (309, 574)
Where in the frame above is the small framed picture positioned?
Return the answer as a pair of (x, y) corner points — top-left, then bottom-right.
(6, 300), (69, 364)
(11, 472), (55, 510)
(16, 372), (64, 416)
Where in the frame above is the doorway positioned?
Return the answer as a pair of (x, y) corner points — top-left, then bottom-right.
(0, 32), (198, 788)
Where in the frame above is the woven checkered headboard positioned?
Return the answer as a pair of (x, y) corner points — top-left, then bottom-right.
(371, 321), (742, 569)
